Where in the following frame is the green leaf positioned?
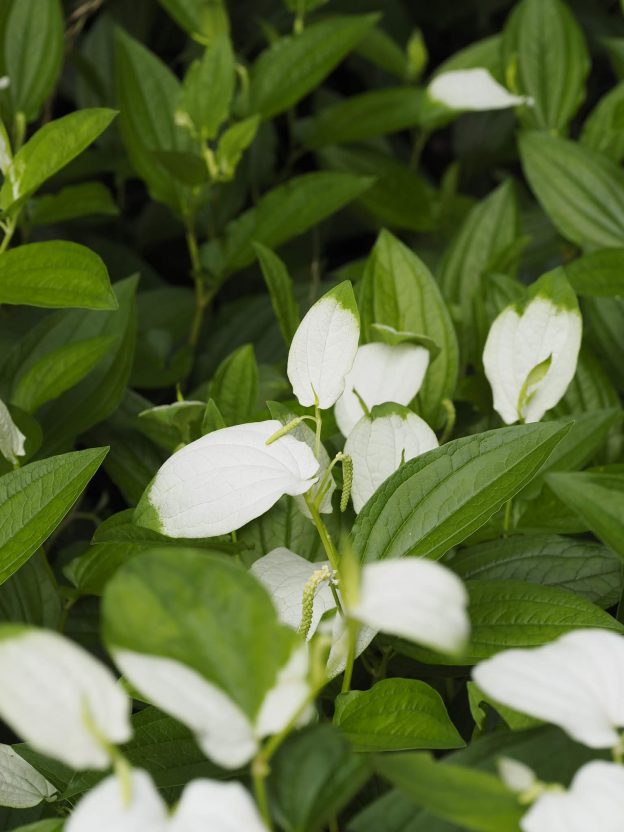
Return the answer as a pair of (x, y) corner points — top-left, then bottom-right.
(0, 447), (107, 586)
(583, 297), (624, 391)
(177, 33), (234, 140)
(0, 109), (117, 212)
(374, 752), (523, 832)
(0, 552), (62, 627)
(11, 335), (116, 413)
(202, 398), (226, 434)
(216, 115), (261, 179)
(268, 725), (369, 832)
(439, 180), (520, 312)
(547, 471), (624, 562)
(519, 130), (624, 249)
(299, 88), (424, 148)
(335, 679), (464, 752)
(555, 347), (622, 419)
(319, 145), (435, 233)
(115, 28), (192, 211)
(29, 182), (119, 226)
(38, 275), (138, 454)
(1, 0), (63, 122)
(403, 580), (624, 665)
(208, 344), (259, 425)
(253, 243), (300, 346)
(502, 0), (589, 132)
(9, 823), (63, 832)
(565, 249), (624, 296)
(353, 422), (570, 564)
(249, 14), (378, 119)
(201, 172), (373, 280)
(102, 548), (298, 718)
(137, 401), (207, 452)
(157, 0), (229, 44)
(0, 242), (117, 310)
(450, 535), (622, 609)
(358, 230), (458, 424)
(581, 81), (624, 163)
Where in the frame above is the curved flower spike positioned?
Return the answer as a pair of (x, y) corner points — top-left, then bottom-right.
(520, 761), (624, 832)
(344, 404), (438, 512)
(483, 269), (582, 424)
(0, 744), (57, 808)
(134, 420), (319, 538)
(287, 281), (360, 409)
(428, 68), (531, 111)
(0, 399), (26, 466)
(0, 626), (131, 769)
(335, 342), (429, 437)
(473, 629), (624, 749)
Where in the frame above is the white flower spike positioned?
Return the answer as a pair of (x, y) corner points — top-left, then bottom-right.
(0, 744), (57, 809)
(520, 761), (624, 832)
(428, 68), (531, 111)
(473, 629), (624, 749)
(344, 403), (438, 512)
(134, 420), (319, 538)
(66, 768), (268, 832)
(0, 627), (131, 769)
(483, 269), (582, 424)
(334, 342), (429, 437)
(287, 280), (360, 409)
(0, 398), (26, 466)
(113, 644), (311, 770)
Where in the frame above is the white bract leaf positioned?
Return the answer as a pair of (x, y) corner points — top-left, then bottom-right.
(134, 420), (319, 538)
(67, 770), (267, 832)
(334, 342), (429, 437)
(350, 559), (470, 654)
(344, 404), (438, 512)
(472, 629), (624, 749)
(0, 744), (57, 809)
(483, 269), (582, 424)
(428, 68), (531, 111)
(0, 398), (26, 466)
(66, 770), (168, 832)
(287, 281), (360, 409)
(113, 644), (311, 770)
(521, 761), (624, 832)
(0, 627), (131, 769)
(497, 757), (537, 794)
(0, 76), (9, 91)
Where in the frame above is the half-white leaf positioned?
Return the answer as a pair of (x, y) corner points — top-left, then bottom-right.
(0, 744), (57, 808)
(0, 399), (25, 466)
(429, 68), (531, 111)
(171, 779), (268, 832)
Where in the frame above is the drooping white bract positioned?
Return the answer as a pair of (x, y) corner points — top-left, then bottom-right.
(113, 644), (311, 770)
(66, 768), (268, 832)
(520, 761), (624, 832)
(0, 398), (26, 466)
(473, 629), (624, 749)
(133, 420), (319, 538)
(351, 559), (470, 654)
(428, 68), (531, 111)
(251, 549), (470, 669)
(334, 342), (429, 437)
(287, 280), (360, 409)
(0, 744), (57, 809)
(344, 404), (439, 512)
(483, 269), (582, 424)
(0, 627), (131, 769)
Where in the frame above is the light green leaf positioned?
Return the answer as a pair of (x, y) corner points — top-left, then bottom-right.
(157, 0), (229, 44)
(565, 249), (624, 297)
(249, 14), (378, 119)
(254, 243), (300, 347)
(201, 171), (373, 280)
(0, 242), (117, 310)
(519, 130), (624, 249)
(11, 334), (116, 413)
(216, 115), (261, 179)
(450, 535), (622, 609)
(547, 471), (624, 562)
(581, 81), (624, 163)
(353, 420), (569, 565)
(208, 344), (259, 425)
(374, 752), (523, 832)
(0, 109), (117, 212)
(137, 401), (207, 452)
(502, 0), (589, 131)
(1, 0), (63, 122)
(0, 448), (108, 586)
(358, 230), (458, 424)
(177, 33), (234, 140)
(29, 182), (118, 226)
(335, 679), (464, 752)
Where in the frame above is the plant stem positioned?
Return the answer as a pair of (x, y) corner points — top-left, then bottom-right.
(305, 494), (339, 571)
(341, 620), (358, 694)
(439, 398), (456, 444)
(252, 758), (272, 830)
(0, 216), (17, 253)
(185, 225), (208, 347)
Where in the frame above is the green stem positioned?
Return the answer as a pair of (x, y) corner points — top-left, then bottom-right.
(252, 758), (272, 830)
(314, 401), (321, 458)
(186, 225), (209, 347)
(0, 215), (17, 253)
(305, 494), (339, 571)
(502, 499), (513, 536)
(439, 398), (456, 445)
(341, 619), (358, 694)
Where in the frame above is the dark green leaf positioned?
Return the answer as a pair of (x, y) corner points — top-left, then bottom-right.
(254, 243), (300, 346)
(208, 344), (259, 425)
(29, 182), (119, 226)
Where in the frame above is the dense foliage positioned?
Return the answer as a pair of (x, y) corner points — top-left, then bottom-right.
(1, 0), (624, 830)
